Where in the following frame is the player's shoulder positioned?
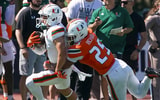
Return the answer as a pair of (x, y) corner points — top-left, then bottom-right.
(84, 32), (97, 43)
(49, 23), (65, 29)
(68, 44), (82, 58)
(47, 23), (66, 39)
(48, 24), (65, 33)
(74, 33), (95, 50)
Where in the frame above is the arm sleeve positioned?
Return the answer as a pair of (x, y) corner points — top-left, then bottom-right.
(49, 25), (65, 41)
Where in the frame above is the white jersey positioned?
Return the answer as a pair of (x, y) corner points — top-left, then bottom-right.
(26, 23), (72, 100)
(45, 23), (66, 63)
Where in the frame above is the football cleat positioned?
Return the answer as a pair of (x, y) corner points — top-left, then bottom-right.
(145, 67), (160, 79)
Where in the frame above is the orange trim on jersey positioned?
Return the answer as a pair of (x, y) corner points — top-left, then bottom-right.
(68, 47), (82, 58)
(68, 31), (116, 75)
(68, 52), (82, 58)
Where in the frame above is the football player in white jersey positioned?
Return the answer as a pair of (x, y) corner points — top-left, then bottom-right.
(25, 4), (77, 100)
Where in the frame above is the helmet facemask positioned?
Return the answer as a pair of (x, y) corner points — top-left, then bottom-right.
(36, 15), (48, 30)
(67, 35), (76, 46)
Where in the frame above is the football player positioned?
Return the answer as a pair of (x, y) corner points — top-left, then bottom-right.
(26, 4), (77, 100)
(65, 19), (160, 100)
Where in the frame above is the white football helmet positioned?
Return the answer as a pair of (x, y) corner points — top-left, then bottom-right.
(67, 19), (88, 45)
(36, 4), (63, 29)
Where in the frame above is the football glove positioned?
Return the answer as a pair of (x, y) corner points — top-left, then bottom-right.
(43, 60), (51, 70)
(55, 71), (67, 79)
(43, 60), (56, 70)
(27, 31), (42, 47)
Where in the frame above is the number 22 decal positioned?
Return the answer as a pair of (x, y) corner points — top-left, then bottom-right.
(89, 39), (110, 64)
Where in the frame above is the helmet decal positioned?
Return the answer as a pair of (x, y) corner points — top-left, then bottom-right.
(66, 19), (88, 45)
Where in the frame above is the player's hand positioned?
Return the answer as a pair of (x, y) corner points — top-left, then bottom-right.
(55, 71), (67, 79)
(43, 60), (55, 70)
(43, 60), (51, 70)
(27, 31), (41, 47)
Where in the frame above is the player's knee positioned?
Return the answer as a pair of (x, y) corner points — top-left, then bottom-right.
(25, 75), (34, 88)
(64, 89), (79, 100)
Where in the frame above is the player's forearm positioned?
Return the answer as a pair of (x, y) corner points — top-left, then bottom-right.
(55, 43), (67, 71)
(54, 36), (67, 72)
(55, 54), (66, 72)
